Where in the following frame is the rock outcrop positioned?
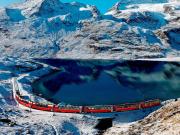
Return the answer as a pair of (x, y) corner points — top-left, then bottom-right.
(105, 100), (180, 135)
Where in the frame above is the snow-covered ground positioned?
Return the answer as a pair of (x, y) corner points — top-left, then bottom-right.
(0, 57), (165, 135)
(0, 58), (97, 134)
(0, 0), (180, 134)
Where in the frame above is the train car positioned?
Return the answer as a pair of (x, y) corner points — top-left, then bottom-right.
(15, 92), (161, 113)
(16, 95), (32, 108)
(31, 103), (53, 112)
(83, 105), (113, 113)
(140, 99), (161, 109)
(16, 95), (52, 111)
(54, 105), (82, 113)
(114, 103), (140, 112)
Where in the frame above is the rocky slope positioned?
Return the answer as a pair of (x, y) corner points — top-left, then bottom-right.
(0, 0), (179, 59)
(105, 100), (180, 135)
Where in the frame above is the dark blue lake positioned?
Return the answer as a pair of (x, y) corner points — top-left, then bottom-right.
(32, 59), (180, 106)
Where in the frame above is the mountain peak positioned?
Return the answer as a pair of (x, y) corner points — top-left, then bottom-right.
(19, 0), (62, 17)
(107, 2), (121, 15)
(109, 2), (121, 11)
(14, 0), (101, 19)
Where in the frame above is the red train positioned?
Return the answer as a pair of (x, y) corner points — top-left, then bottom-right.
(82, 105), (113, 113)
(53, 105), (82, 113)
(113, 100), (161, 112)
(15, 94), (161, 113)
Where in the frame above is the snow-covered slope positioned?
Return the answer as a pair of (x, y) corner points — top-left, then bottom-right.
(11, 0), (100, 19)
(0, 0), (101, 58)
(0, 1), (179, 134)
(0, 57), (164, 135)
(0, 57), (179, 134)
(0, 0), (179, 59)
(105, 100), (180, 135)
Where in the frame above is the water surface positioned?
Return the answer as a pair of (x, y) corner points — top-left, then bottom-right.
(32, 59), (180, 106)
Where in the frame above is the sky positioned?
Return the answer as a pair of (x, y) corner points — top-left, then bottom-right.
(0, 0), (120, 13)
(61, 0), (120, 13)
(0, 0), (23, 7)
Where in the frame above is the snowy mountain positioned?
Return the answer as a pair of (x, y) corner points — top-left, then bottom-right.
(0, 0), (180, 134)
(0, 0), (101, 58)
(0, 0), (179, 59)
(56, 0), (180, 59)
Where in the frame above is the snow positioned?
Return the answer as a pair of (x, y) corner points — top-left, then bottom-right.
(105, 0), (179, 24)
(1, 57), (175, 134)
(0, 0), (179, 59)
(79, 5), (92, 11)
(0, 0), (179, 134)
(0, 58), (96, 134)
(138, 57), (180, 61)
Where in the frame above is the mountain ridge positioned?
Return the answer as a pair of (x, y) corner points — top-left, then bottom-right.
(0, 0), (179, 59)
